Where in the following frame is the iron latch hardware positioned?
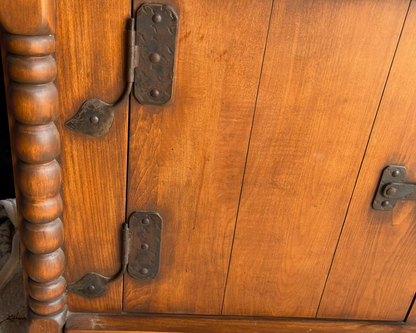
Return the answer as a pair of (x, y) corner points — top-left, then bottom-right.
(372, 165), (416, 211)
(68, 211), (163, 298)
(65, 3), (178, 137)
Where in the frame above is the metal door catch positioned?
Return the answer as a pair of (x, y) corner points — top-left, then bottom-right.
(67, 211), (163, 298)
(372, 165), (416, 211)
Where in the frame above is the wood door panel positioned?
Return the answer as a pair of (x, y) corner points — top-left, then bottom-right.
(55, 0), (130, 312)
(123, 0), (273, 314)
(317, 2), (416, 321)
(222, 0), (410, 318)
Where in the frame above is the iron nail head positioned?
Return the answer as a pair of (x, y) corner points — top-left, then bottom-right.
(149, 53), (161, 63)
(150, 89), (160, 98)
(139, 268), (149, 275)
(381, 200), (390, 207)
(141, 243), (149, 250)
(152, 14), (162, 23)
(90, 116), (99, 124)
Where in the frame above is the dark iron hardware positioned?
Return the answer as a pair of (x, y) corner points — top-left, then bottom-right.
(67, 223), (130, 298)
(67, 211), (163, 298)
(65, 3), (178, 137)
(128, 211), (162, 279)
(64, 19), (136, 138)
(372, 165), (416, 211)
(134, 3), (178, 105)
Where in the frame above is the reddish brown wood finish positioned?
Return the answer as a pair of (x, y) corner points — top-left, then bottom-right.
(317, 1), (416, 321)
(65, 314), (416, 333)
(1, 1), (67, 332)
(222, 0), (410, 318)
(124, 0), (274, 315)
(55, 0), (130, 313)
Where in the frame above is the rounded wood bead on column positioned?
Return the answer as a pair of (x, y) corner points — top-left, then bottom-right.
(6, 54), (57, 84)
(13, 122), (61, 164)
(4, 34), (56, 56)
(21, 219), (64, 254)
(17, 160), (62, 199)
(29, 293), (67, 316)
(25, 249), (65, 283)
(9, 82), (58, 125)
(20, 195), (63, 224)
(4, 24), (67, 330)
(28, 277), (67, 302)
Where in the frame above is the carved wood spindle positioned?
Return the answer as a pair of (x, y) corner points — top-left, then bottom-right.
(4, 33), (67, 332)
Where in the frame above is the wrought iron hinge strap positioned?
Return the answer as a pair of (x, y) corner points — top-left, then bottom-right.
(67, 223), (131, 298)
(65, 3), (178, 137)
(64, 18), (136, 138)
(67, 211), (162, 299)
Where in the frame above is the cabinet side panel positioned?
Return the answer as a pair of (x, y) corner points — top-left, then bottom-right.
(55, 0), (130, 313)
(123, 0), (273, 314)
(223, 0), (410, 318)
(318, 2), (416, 321)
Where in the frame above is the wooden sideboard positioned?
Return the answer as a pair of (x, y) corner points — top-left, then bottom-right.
(2, 0), (416, 332)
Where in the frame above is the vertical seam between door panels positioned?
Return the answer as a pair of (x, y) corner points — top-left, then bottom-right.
(121, 0), (135, 313)
(404, 292), (416, 322)
(314, 0), (413, 318)
(220, 0), (276, 315)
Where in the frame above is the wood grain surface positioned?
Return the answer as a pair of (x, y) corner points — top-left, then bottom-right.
(406, 297), (416, 323)
(55, 0), (130, 313)
(65, 314), (415, 333)
(222, 0), (410, 318)
(0, 0), (55, 36)
(123, 0), (273, 314)
(317, 1), (416, 321)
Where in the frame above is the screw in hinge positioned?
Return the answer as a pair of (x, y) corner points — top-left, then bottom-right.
(392, 170), (401, 177)
(381, 200), (390, 207)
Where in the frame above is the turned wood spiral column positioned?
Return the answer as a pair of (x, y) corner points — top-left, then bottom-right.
(1, 1), (67, 332)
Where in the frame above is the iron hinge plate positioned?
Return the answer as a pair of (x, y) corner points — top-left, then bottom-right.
(67, 210), (163, 298)
(134, 3), (178, 105)
(128, 211), (162, 279)
(64, 3), (178, 137)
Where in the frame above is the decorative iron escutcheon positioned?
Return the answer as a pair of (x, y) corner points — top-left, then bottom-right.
(372, 165), (416, 211)
(134, 3), (178, 105)
(128, 211), (163, 279)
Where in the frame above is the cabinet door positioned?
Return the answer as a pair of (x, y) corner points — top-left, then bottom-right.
(57, 0), (131, 313)
(222, 0), (410, 318)
(123, 0), (273, 314)
(318, 1), (416, 321)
